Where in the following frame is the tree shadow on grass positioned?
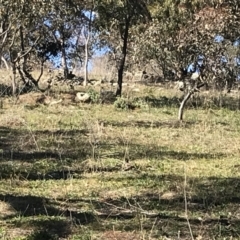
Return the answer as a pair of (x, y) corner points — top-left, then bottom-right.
(0, 194), (96, 239)
(26, 220), (71, 240)
(0, 127), (89, 161)
(0, 126), (91, 180)
(103, 119), (196, 129)
(137, 94), (240, 111)
(101, 143), (226, 161)
(0, 127), (89, 162)
(1, 174), (240, 238)
(140, 95), (180, 108)
(91, 174), (240, 238)
(0, 126), (227, 180)
(103, 173), (240, 207)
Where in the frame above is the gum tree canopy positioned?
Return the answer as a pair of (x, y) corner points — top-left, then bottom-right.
(1, 0), (240, 101)
(94, 0), (240, 96)
(95, 0), (152, 96)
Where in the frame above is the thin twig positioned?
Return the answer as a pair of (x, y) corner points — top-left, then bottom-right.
(23, 122), (40, 151)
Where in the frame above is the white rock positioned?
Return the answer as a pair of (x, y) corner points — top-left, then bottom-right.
(75, 92), (90, 102)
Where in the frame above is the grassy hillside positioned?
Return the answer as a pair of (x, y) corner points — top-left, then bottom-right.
(0, 85), (240, 239)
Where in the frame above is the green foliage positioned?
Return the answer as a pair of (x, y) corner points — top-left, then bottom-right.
(114, 97), (131, 110)
(2, 0), (240, 95)
(113, 96), (144, 110)
(132, 97), (150, 110)
(70, 230), (93, 240)
(0, 227), (6, 239)
(87, 88), (100, 103)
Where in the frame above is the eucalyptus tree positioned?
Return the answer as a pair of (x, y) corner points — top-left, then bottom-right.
(0, 0), (48, 94)
(128, 0), (240, 119)
(81, 2), (96, 86)
(41, 0), (86, 79)
(174, 1), (240, 119)
(95, 0), (152, 96)
(127, 1), (186, 79)
(131, 0), (239, 81)
(0, 0), (92, 95)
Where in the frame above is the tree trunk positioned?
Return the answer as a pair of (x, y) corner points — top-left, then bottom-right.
(178, 83), (205, 121)
(116, 17), (130, 97)
(83, 8), (93, 87)
(61, 40), (68, 79)
(11, 62), (17, 96)
(83, 36), (89, 87)
(19, 26), (28, 74)
(1, 56), (9, 69)
(116, 58), (124, 96)
(22, 60), (49, 92)
(178, 91), (192, 121)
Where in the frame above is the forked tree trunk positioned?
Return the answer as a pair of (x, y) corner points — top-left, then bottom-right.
(178, 83), (205, 121)
(22, 60), (49, 92)
(8, 28), (41, 96)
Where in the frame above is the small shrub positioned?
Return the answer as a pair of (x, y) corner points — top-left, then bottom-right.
(87, 88), (100, 103)
(132, 97), (150, 109)
(114, 97), (135, 110)
(0, 227), (6, 239)
(114, 97), (127, 109)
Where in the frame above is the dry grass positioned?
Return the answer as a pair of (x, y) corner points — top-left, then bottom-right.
(0, 83), (240, 239)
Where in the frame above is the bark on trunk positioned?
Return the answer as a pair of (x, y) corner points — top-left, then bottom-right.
(116, 58), (125, 96)
(61, 41), (68, 79)
(83, 9), (93, 87)
(83, 37), (89, 87)
(178, 83), (205, 121)
(178, 91), (192, 121)
(116, 17), (130, 97)
(20, 26), (28, 73)
(11, 62), (17, 96)
(22, 60), (48, 92)
(1, 56), (9, 69)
